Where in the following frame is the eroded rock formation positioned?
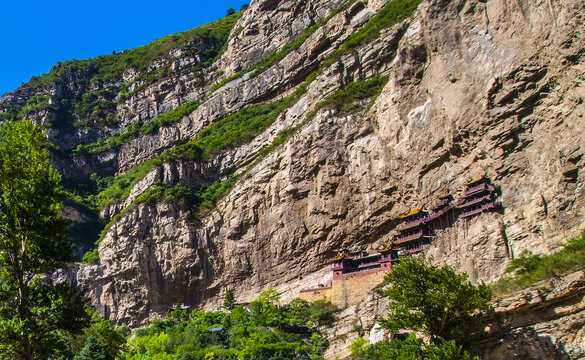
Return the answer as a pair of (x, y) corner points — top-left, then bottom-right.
(1, 0), (584, 357)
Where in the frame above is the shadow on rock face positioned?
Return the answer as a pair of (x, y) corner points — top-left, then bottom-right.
(477, 327), (571, 360)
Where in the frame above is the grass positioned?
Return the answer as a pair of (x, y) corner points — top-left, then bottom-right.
(207, 0), (357, 96)
(23, 11), (243, 92)
(318, 0), (424, 78)
(249, 75), (389, 170)
(72, 100), (201, 156)
(166, 96), (293, 161)
(491, 230), (585, 295)
(88, 175), (240, 254)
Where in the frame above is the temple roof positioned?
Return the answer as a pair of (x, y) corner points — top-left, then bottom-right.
(465, 176), (487, 186)
(376, 243), (392, 252)
(398, 208), (427, 218)
(395, 221), (426, 231)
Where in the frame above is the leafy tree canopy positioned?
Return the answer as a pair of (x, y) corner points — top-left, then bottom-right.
(0, 121), (91, 360)
(121, 289), (337, 359)
(381, 256), (491, 344)
(350, 334), (480, 360)
(223, 289), (235, 310)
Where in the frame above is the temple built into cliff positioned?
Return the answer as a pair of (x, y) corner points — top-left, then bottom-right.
(299, 177), (501, 306)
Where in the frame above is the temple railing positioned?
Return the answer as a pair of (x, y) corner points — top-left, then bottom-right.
(429, 205), (455, 221)
(397, 243), (425, 255)
(398, 216), (428, 230)
(460, 202), (495, 218)
(395, 230), (425, 244)
(407, 244), (425, 254)
(338, 264), (382, 276)
(379, 254), (393, 262)
(459, 194), (494, 208)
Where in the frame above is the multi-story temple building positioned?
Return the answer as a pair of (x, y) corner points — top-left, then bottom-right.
(298, 176), (501, 307)
(458, 177), (500, 219)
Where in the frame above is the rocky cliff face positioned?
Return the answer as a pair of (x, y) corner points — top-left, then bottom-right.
(2, 0), (584, 357)
(481, 270), (585, 359)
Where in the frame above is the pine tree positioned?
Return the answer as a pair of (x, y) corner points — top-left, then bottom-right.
(74, 335), (107, 360)
(223, 289), (235, 310)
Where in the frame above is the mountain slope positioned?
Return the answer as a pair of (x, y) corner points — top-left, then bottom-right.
(1, 3), (584, 356)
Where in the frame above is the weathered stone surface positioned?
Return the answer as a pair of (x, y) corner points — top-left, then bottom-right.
(479, 271), (585, 359)
(72, 0), (585, 334)
(3, 0), (585, 357)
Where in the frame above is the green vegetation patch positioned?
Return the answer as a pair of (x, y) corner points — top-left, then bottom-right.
(90, 74), (387, 212)
(492, 230), (585, 295)
(74, 95), (293, 212)
(121, 290), (337, 359)
(208, 0), (357, 96)
(321, 0), (423, 74)
(72, 100), (201, 156)
(252, 75), (389, 169)
(167, 96), (293, 161)
(211, 0), (421, 99)
(24, 11), (243, 92)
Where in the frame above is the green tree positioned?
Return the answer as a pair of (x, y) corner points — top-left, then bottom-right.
(223, 289), (235, 310)
(350, 334), (480, 360)
(381, 256), (491, 343)
(67, 309), (127, 360)
(226, 7), (236, 16)
(74, 335), (106, 360)
(0, 121), (91, 360)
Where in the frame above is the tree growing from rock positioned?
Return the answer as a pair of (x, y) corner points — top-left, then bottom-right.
(0, 121), (91, 360)
(381, 255), (491, 344)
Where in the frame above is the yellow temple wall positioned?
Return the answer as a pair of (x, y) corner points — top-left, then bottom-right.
(298, 287), (333, 303)
(298, 269), (388, 307)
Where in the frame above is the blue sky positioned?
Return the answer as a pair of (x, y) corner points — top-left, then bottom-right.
(0, 0), (249, 96)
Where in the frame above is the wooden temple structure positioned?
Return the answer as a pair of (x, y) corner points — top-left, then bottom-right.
(322, 177), (500, 281)
(332, 245), (396, 279)
(390, 176), (500, 256)
(428, 194), (458, 229)
(300, 176), (501, 307)
(393, 208), (431, 254)
(457, 177), (500, 219)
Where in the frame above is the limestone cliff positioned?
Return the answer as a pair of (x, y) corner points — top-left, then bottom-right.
(1, 0), (584, 357)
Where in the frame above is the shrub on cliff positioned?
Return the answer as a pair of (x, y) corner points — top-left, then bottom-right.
(493, 229), (585, 295)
